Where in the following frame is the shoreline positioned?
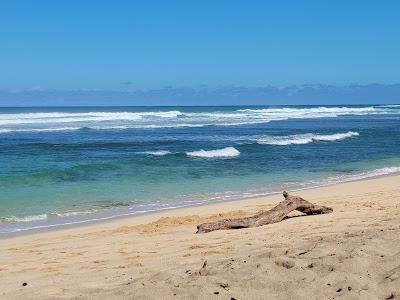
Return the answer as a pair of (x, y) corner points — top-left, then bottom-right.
(1, 169), (400, 239)
(1, 174), (399, 299)
(1, 173), (399, 240)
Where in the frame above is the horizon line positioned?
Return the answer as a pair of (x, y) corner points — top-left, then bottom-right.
(1, 103), (399, 108)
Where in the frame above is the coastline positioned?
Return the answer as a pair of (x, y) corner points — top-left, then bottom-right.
(2, 165), (400, 238)
(1, 175), (400, 299)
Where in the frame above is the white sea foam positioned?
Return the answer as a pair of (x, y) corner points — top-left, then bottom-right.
(309, 166), (400, 186)
(237, 106), (377, 115)
(186, 147), (240, 158)
(256, 131), (359, 145)
(377, 104), (400, 108)
(353, 166), (400, 179)
(0, 111), (182, 125)
(0, 106), (395, 133)
(0, 127), (82, 133)
(1, 214), (48, 224)
(0, 124), (209, 134)
(54, 210), (98, 217)
(142, 150), (172, 156)
(312, 131), (360, 141)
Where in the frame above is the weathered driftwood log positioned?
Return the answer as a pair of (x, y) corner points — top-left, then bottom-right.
(196, 191), (333, 233)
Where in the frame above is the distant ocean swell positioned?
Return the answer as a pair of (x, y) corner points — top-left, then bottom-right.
(0, 106), (398, 133)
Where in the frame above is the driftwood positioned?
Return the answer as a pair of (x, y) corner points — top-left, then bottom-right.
(196, 191), (333, 233)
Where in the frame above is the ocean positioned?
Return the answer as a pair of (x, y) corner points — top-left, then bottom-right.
(1, 105), (400, 234)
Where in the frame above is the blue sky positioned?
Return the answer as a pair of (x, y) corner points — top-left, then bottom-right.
(1, 0), (400, 91)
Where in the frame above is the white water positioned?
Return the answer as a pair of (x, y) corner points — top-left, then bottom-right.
(0, 111), (182, 124)
(256, 131), (359, 145)
(0, 106), (397, 133)
(186, 147), (240, 158)
(142, 150), (173, 156)
(1, 214), (48, 223)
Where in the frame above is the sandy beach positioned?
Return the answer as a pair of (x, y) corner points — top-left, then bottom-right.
(0, 175), (399, 299)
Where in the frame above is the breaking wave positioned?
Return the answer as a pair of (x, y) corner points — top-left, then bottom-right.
(142, 150), (173, 156)
(1, 214), (49, 224)
(0, 111), (182, 125)
(0, 127), (82, 133)
(237, 106), (377, 115)
(186, 147), (240, 158)
(0, 106), (397, 133)
(310, 166), (400, 186)
(0, 210), (97, 225)
(377, 104), (400, 108)
(256, 131), (359, 145)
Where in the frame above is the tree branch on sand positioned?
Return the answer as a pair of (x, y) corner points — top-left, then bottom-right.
(196, 191), (333, 233)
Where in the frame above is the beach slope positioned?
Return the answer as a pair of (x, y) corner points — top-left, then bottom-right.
(0, 176), (399, 299)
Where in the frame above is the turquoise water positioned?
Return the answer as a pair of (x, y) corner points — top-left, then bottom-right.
(0, 105), (400, 234)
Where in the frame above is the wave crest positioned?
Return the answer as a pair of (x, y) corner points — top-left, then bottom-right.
(1, 214), (48, 224)
(0, 105), (397, 133)
(186, 147), (240, 158)
(256, 131), (359, 145)
(142, 150), (172, 156)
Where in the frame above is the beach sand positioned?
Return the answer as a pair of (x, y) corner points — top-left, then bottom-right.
(0, 175), (399, 299)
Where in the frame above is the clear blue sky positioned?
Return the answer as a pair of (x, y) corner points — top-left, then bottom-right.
(1, 0), (400, 91)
